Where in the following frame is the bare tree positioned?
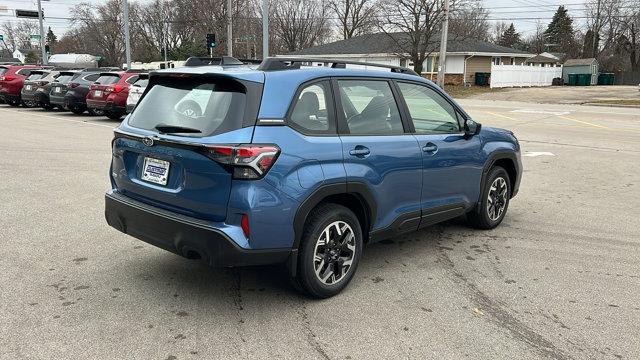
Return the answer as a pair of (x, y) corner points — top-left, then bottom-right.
(491, 22), (510, 44)
(329, 0), (378, 39)
(378, 0), (455, 73)
(522, 20), (546, 54)
(1, 20), (39, 53)
(449, 0), (490, 41)
(272, 0), (331, 53)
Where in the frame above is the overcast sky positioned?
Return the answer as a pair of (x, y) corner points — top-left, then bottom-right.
(0, 0), (590, 41)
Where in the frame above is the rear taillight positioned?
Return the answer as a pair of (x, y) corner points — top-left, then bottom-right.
(205, 144), (280, 179)
(106, 85), (125, 93)
(69, 82), (80, 88)
(0, 75), (15, 81)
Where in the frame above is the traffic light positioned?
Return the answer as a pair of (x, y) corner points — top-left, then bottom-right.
(206, 33), (216, 49)
(45, 43), (50, 54)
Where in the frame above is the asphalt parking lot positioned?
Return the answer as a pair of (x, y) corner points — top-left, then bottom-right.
(1, 101), (639, 360)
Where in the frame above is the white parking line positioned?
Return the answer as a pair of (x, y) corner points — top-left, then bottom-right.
(523, 151), (555, 157)
(0, 108), (116, 129)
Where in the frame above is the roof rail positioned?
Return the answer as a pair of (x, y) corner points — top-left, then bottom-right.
(184, 56), (246, 67)
(258, 57), (419, 76)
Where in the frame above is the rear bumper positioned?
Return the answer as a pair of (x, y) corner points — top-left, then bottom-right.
(0, 91), (19, 103)
(105, 190), (291, 267)
(105, 101), (126, 114)
(86, 99), (107, 110)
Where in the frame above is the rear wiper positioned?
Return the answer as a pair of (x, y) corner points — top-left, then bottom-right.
(154, 124), (202, 134)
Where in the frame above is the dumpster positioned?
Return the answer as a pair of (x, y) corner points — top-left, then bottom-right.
(568, 73), (578, 86)
(577, 73), (591, 86)
(597, 73), (615, 85)
(475, 72), (487, 86)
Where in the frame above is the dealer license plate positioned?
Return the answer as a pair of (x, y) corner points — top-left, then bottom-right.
(141, 157), (170, 186)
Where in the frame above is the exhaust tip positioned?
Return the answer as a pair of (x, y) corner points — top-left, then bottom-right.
(181, 246), (203, 260)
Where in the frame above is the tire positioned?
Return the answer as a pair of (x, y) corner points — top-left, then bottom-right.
(293, 204), (363, 298)
(106, 111), (122, 120)
(467, 166), (511, 229)
(70, 106), (85, 115)
(88, 108), (104, 116)
(42, 104), (55, 111)
(8, 99), (20, 107)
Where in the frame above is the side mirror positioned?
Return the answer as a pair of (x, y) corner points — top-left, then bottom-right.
(464, 119), (481, 138)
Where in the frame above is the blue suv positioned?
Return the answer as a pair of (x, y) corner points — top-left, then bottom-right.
(105, 57), (521, 298)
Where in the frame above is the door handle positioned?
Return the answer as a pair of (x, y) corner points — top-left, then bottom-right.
(349, 146), (370, 157)
(422, 142), (438, 154)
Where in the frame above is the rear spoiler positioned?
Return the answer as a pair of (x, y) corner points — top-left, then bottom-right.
(184, 56), (252, 67)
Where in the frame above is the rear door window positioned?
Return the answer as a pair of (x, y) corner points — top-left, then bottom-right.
(337, 80), (404, 135)
(95, 74), (120, 85)
(128, 78), (248, 137)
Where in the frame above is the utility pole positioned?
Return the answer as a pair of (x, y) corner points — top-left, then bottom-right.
(436, 0), (449, 88)
(262, 0), (269, 58)
(123, 0), (131, 69)
(592, 0), (601, 58)
(227, 0), (233, 57)
(36, 0), (46, 64)
(163, 20), (168, 63)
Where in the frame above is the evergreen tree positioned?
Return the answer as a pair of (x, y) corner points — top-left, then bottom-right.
(544, 6), (578, 56)
(498, 23), (521, 48)
(45, 27), (57, 53)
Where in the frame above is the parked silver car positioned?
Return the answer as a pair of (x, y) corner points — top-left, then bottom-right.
(125, 73), (148, 113)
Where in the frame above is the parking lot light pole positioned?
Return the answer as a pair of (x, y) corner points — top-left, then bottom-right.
(36, 0), (46, 65)
(123, 0), (131, 70)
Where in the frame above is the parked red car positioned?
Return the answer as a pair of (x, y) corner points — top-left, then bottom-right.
(86, 71), (141, 119)
(0, 65), (47, 106)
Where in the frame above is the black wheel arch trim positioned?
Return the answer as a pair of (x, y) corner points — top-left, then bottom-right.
(480, 150), (519, 204)
(292, 181), (377, 250)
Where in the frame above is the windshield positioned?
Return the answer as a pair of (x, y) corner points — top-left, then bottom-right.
(128, 79), (247, 137)
(0, 67), (7, 75)
(133, 78), (149, 87)
(26, 73), (46, 81)
(95, 75), (120, 85)
(56, 74), (75, 84)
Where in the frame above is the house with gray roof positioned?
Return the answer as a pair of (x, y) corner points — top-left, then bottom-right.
(287, 32), (533, 85)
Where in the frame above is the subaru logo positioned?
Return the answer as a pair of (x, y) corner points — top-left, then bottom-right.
(142, 137), (154, 147)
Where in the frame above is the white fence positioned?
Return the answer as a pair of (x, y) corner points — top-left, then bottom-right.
(490, 65), (563, 88)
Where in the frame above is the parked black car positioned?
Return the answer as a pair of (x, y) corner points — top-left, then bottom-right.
(21, 69), (71, 109)
(51, 69), (102, 114)
(47, 70), (81, 109)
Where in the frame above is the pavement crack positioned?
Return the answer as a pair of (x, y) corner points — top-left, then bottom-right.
(230, 268), (246, 344)
(298, 304), (331, 360)
(436, 244), (573, 360)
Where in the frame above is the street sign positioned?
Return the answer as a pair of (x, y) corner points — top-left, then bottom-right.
(15, 9), (42, 18)
(30, 34), (41, 46)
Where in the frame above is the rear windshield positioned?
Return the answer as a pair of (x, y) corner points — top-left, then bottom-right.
(95, 74), (120, 85)
(26, 72), (46, 81)
(133, 78), (149, 87)
(128, 78), (247, 137)
(56, 74), (75, 84)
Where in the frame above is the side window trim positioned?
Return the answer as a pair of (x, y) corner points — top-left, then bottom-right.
(394, 80), (466, 134)
(331, 77), (409, 136)
(285, 78), (337, 136)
